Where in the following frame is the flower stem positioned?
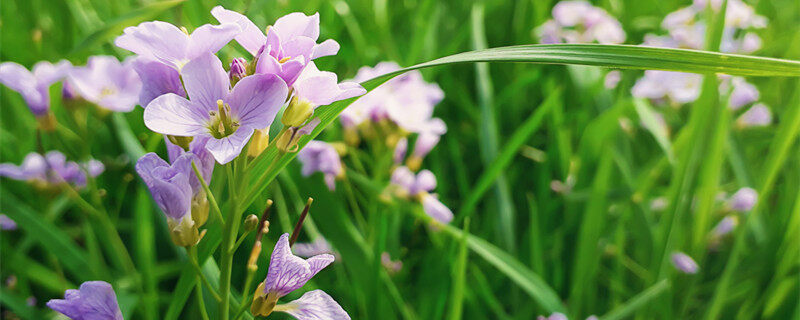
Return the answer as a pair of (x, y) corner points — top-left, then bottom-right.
(186, 247), (222, 302)
(192, 161), (224, 223)
(219, 163), (242, 320)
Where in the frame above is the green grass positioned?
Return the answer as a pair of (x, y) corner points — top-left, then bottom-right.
(1, 0), (799, 319)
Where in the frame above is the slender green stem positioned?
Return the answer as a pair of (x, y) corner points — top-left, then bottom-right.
(219, 163), (242, 320)
(190, 246), (211, 320)
(186, 247), (222, 302)
(232, 270), (257, 320)
(192, 161), (225, 223)
(233, 230), (253, 252)
(195, 280), (210, 320)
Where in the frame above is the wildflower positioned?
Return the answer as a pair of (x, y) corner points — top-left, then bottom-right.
(390, 166), (453, 224)
(115, 21), (240, 71)
(0, 214), (16, 231)
(604, 70), (621, 89)
(632, 70), (702, 106)
(381, 252), (403, 274)
(282, 62), (365, 128)
(212, 7), (340, 86)
(393, 137), (408, 165)
(229, 57), (248, 85)
(737, 103), (772, 128)
(131, 57), (185, 108)
(166, 136), (214, 226)
(712, 215), (739, 238)
(0, 151), (103, 188)
(726, 76), (759, 110)
(727, 187), (758, 211)
(251, 233), (349, 319)
(406, 130), (443, 171)
(143, 53), (288, 164)
(67, 56), (142, 112)
(671, 252), (699, 274)
(293, 237), (340, 261)
(297, 141), (344, 190)
(136, 153), (202, 247)
(47, 281), (123, 320)
(0, 60), (71, 128)
(537, 1), (626, 44)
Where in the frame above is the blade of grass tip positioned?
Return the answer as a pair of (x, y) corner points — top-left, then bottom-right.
(600, 279), (670, 320)
(448, 218), (470, 320)
(458, 89), (559, 221)
(1, 191), (92, 278)
(568, 151), (614, 317)
(134, 186), (158, 320)
(471, 2), (517, 252)
(705, 79), (800, 320)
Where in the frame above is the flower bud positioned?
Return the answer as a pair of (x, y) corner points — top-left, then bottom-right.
(191, 191), (209, 227)
(244, 214), (259, 231)
(167, 135), (193, 151)
(281, 97), (314, 128)
(247, 127), (270, 158)
(229, 58), (247, 86)
(275, 129), (297, 153)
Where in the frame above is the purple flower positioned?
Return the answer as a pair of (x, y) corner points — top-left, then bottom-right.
(229, 57), (247, 85)
(421, 194), (454, 224)
(292, 62), (366, 111)
(671, 252), (699, 274)
(131, 57), (185, 108)
(0, 152), (102, 187)
(727, 187), (757, 212)
(390, 167), (453, 224)
(727, 77), (759, 110)
(393, 137), (408, 165)
(604, 70), (621, 89)
(252, 233), (347, 319)
(0, 214), (17, 231)
(212, 7), (340, 86)
(297, 141), (343, 190)
(47, 281), (123, 320)
(632, 70), (702, 105)
(0, 60), (71, 116)
(737, 103), (772, 128)
(165, 136), (214, 195)
(115, 21), (240, 71)
(143, 53), (288, 164)
(712, 215), (738, 237)
(135, 153), (193, 221)
(68, 56), (142, 112)
(537, 1), (626, 44)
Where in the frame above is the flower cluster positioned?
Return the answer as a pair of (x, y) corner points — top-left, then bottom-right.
(0, 151), (103, 188)
(297, 140), (344, 190)
(536, 0), (626, 45)
(389, 166), (453, 224)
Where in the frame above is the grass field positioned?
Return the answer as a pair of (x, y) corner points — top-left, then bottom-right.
(1, 0), (799, 319)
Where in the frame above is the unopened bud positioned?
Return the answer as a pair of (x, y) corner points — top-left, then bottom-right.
(247, 127), (270, 158)
(168, 216), (204, 247)
(167, 135), (193, 151)
(229, 58), (248, 86)
(275, 129), (297, 153)
(191, 191), (209, 227)
(244, 214), (259, 231)
(281, 97), (314, 127)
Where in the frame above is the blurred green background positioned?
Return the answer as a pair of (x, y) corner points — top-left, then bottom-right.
(1, 0), (799, 319)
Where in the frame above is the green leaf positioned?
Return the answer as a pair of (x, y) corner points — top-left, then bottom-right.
(634, 98), (674, 164)
(600, 279), (670, 320)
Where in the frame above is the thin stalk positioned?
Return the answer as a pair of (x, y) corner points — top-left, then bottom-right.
(192, 161), (224, 223)
(186, 247), (222, 302)
(219, 163), (242, 320)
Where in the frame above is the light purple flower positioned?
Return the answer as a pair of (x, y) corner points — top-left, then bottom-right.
(212, 7), (340, 86)
(166, 136), (214, 195)
(727, 77), (759, 110)
(537, 1), (625, 44)
(390, 167), (452, 224)
(421, 194), (454, 224)
(604, 70), (621, 89)
(393, 137), (408, 164)
(276, 290), (351, 320)
(115, 21), (240, 71)
(131, 57), (185, 108)
(632, 70), (702, 105)
(712, 215), (738, 237)
(68, 56), (142, 112)
(47, 281), (123, 320)
(229, 57), (247, 84)
(737, 103), (772, 127)
(411, 132), (442, 161)
(143, 53), (288, 164)
(727, 187), (757, 212)
(0, 60), (71, 116)
(671, 252), (699, 274)
(380, 252), (403, 274)
(135, 153), (193, 221)
(0, 151), (102, 187)
(298, 141), (343, 190)
(292, 62), (366, 111)
(263, 233), (335, 297)
(0, 214), (16, 231)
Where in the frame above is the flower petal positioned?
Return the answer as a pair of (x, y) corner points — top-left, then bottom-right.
(211, 6), (266, 56)
(181, 53), (229, 111)
(187, 23), (241, 59)
(143, 93), (209, 136)
(227, 73), (288, 129)
(115, 21), (189, 69)
(279, 290), (351, 320)
(0, 62), (49, 115)
(422, 195), (453, 224)
(265, 233), (335, 298)
(273, 12), (320, 41)
(132, 57), (186, 108)
(204, 128), (254, 164)
(310, 39), (340, 60)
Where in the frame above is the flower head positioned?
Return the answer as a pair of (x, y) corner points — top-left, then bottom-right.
(131, 57), (185, 108)
(251, 233), (348, 319)
(68, 56), (142, 112)
(115, 21), (240, 70)
(727, 187), (758, 211)
(390, 167), (452, 224)
(0, 214), (17, 231)
(0, 151), (103, 187)
(144, 53), (288, 164)
(537, 1), (625, 44)
(671, 252), (699, 274)
(737, 103), (772, 128)
(0, 60), (71, 116)
(47, 281), (123, 320)
(298, 141), (343, 190)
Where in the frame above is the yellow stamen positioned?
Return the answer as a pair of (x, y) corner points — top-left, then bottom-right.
(278, 56), (291, 64)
